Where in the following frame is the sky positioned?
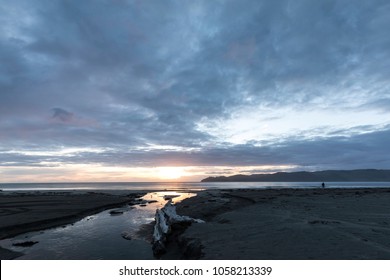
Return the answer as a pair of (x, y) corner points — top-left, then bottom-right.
(1, 0), (390, 182)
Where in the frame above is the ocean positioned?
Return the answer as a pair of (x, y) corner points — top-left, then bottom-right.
(1, 181), (390, 191)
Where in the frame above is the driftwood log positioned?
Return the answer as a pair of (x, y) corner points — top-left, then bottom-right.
(152, 200), (204, 256)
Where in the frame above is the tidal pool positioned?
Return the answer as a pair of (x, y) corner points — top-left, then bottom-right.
(0, 191), (195, 259)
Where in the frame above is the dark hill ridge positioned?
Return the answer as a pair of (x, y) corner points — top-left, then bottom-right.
(201, 169), (390, 182)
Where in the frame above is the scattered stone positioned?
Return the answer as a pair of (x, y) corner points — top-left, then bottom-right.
(109, 210), (124, 215)
(147, 200), (158, 204)
(121, 231), (132, 240)
(12, 241), (39, 247)
(163, 195), (180, 201)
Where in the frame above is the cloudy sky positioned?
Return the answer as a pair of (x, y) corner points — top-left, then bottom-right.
(1, 0), (390, 182)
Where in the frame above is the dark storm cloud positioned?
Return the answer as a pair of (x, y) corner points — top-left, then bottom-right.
(52, 108), (74, 122)
(1, 0), (390, 173)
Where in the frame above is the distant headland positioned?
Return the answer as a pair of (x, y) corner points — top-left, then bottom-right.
(201, 169), (390, 182)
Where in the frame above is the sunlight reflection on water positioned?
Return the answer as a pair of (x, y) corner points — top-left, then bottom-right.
(0, 191), (195, 260)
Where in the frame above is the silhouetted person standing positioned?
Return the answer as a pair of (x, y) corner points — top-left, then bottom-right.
(322, 182), (325, 188)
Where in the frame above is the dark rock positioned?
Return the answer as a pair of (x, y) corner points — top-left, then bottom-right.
(152, 241), (166, 258)
(147, 200), (158, 204)
(109, 210), (124, 215)
(121, 231), (132, 240)
(12, 241), (39, 247)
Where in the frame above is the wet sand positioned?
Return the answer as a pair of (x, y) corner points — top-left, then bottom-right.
(173, 188), (390, 259)
(2, 188), (390, 260)
(0, 191), (145, 259)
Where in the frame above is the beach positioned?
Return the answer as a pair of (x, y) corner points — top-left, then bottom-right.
(1, 187), (390, 260)
(173, 188), (390, 259)
(0, 191), (145, 259)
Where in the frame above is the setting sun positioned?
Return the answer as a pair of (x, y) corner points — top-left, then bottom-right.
(156, 167), (185, 180)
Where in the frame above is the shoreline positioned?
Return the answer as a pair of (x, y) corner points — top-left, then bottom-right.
(0, 190), (146, 259)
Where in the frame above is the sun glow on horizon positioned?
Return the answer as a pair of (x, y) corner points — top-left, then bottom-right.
(0, 164), (299, 183)
(156, 167), (186, 180)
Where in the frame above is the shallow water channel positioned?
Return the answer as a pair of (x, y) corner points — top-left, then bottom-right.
(0, 191), (195, 259)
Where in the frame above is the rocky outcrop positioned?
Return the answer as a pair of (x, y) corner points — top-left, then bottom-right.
(152, 200), (204, 257)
